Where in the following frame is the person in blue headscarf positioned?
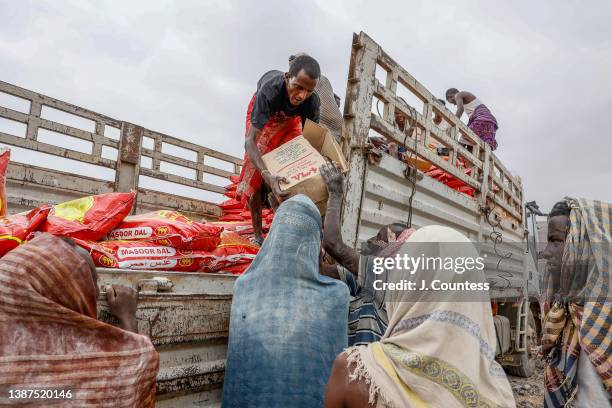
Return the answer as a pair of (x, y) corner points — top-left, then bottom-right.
(221, 194), (349, 408)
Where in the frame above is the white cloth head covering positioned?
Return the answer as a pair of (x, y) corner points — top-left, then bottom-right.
(346, 225), (515, 408)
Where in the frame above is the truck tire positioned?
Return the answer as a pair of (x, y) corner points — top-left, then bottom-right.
(506, 311), (537, 377)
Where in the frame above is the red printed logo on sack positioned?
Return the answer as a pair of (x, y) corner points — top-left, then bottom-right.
(155, 226), (170, 236)
(99, 255), (115, 267)
(179, 258), (194, 266)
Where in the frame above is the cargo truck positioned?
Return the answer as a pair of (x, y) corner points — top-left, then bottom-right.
(0, 31), (541, 407)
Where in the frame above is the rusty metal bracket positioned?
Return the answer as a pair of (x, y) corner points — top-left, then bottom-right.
(356, 143), (383, 166)
(138, 277), (174, 293)
(403, 165), (424, 181)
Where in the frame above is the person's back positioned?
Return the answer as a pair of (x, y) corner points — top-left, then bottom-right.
(462, 95), (483, 118)
(0, 234), (159, 407)
(222, 195), (349, 408)
(325, 225), (516, 408)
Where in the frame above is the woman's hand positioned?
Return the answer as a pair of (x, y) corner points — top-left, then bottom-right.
(105, 284), (139, 333)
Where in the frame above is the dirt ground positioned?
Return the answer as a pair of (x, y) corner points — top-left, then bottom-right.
(507, 358), (545, 408)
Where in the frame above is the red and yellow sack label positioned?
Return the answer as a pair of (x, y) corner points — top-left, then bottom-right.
(108, 210), (222, 251)
(52, 195), (95, 223)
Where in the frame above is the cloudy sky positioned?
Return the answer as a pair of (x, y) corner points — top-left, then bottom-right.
(1, 0), (611, 211)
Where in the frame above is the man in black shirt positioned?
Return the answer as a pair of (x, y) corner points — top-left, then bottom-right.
(235, 55), (321, 245)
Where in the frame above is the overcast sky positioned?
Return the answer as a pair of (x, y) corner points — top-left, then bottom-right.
(1, 0), (611, 211)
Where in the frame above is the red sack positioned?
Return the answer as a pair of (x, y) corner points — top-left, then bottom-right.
(223, 262), (252, 275)
(224, 190), (237, 199)
(74, 239), (209, 272)
(457, 186), (475, 197)
(39, 192), (135, 240)
(0, 149), (10, 217)
(0, 206), (51, 257)
(219, 214), (245, 222)
(107, 210), (222, 251)
(198, 231), (259, 272)
(239, 210), (252, 219)
(229, 175), (240, 184)
(225, 183), (237, 192)
(219, 199), (244, 210)
(221, 208), (243, 215)
(209, 221), (254, 235)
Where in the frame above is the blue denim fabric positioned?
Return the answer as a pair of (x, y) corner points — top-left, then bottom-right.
(222, 195), (349, 408)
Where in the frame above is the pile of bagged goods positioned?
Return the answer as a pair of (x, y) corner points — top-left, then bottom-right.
(215, 174), (275, 238)
(0, 148), (259, 274)
(0, 121), (350, 272)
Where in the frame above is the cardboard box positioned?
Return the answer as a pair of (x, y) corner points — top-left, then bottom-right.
(261, 120), (348, 214)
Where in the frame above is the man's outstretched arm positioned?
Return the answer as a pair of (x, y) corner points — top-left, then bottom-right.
(245, 124), (289, 200)
(320, 162), (360, 275)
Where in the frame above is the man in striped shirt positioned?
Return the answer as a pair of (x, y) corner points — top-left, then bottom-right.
(319, 162), (413, 346)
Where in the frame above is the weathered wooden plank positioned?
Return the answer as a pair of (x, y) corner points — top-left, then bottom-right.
(38, 117), (118, 146)
(341, 31), (379, 247)
(0, 106), (28, 124)
(370, 115), (480, 190)
(6, 162), (114, 214)
(143, 129), (243, 166)
(373, 81), (482, 167)
(140, 149), (236, 179)
(140, 168), (226, 195)
(0, 131), (117, 168)
(1, 81), (122, 128)
(6, 161), (114, 191)
(137, 188), (222, 219)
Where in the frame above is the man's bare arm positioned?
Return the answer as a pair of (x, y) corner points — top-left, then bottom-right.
(324, 353), (374, 408)
(320, 163), (360, 275)
(244, 124), (266, 173)
(244, 124), (289, 199)
(454, 91), (467, 119)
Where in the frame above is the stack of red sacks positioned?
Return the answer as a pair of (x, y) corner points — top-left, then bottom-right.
(75, 209), (258, 275)
(0, 192), (135, 258)
(0, 189), (259, 275)
(425, 158), (476, 198)
(215, 175), (275, 240)
(0, 148), (260, 275)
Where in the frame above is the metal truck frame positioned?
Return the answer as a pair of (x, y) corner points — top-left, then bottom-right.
(340, 32), (540, 376)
